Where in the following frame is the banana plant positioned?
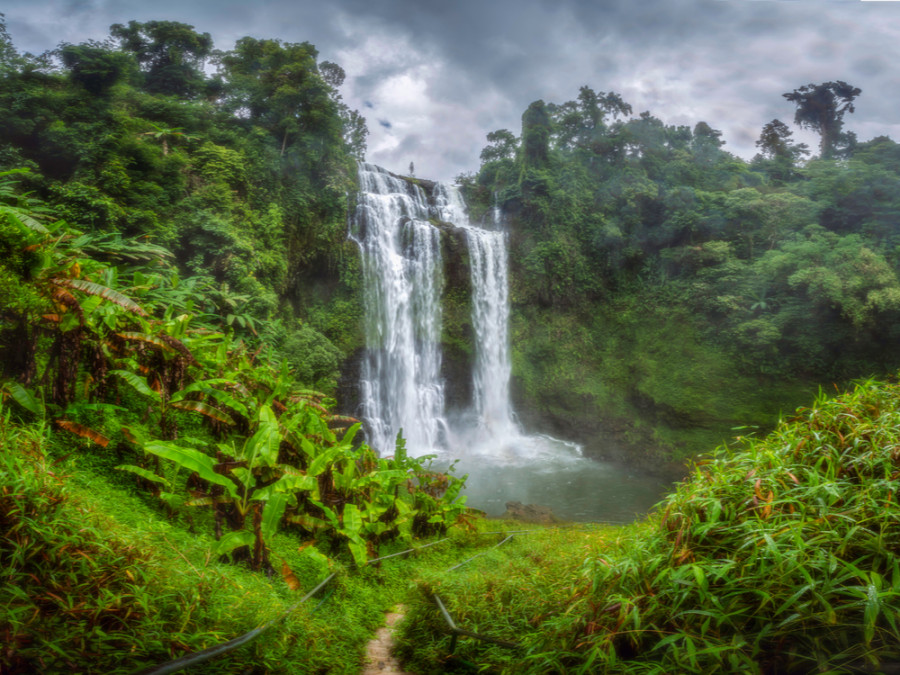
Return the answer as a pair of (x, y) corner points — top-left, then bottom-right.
(142, 404), (319, 571)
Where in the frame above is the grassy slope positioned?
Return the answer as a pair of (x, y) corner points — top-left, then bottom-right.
(0, 411), (556, 674)
(7, 378), (900, 674)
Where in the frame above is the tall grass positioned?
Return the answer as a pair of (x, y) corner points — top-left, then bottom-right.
(398, 379), (900, 673)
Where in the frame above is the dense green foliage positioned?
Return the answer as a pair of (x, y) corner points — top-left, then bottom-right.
(399, 379), (900, 673)
(0, 157), (472, 670)
(0, 18), (366, 384)
(0, 166), (468, 566)
(0, 407), (508, 673)
(467, 84), (900, 460)
(4, 15), (900, 674)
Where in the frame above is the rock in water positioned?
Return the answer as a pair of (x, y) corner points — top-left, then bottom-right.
(501, 501), (561, 524)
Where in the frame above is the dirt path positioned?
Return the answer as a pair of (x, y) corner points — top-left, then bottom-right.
(361, 605), (413, 675)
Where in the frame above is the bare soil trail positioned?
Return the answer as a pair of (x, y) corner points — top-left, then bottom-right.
(361, 605), (413, 675)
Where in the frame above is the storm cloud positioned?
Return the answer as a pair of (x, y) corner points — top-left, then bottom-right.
(4, 0), (900, 180)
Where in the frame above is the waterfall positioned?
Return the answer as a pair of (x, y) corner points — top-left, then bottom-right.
(350, 164), (667, 521)
(433, 183), (518, 441)
(351, 163), (447, 455)
(353, 163), (578, 461)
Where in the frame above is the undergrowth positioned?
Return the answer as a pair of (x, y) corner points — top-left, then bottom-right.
(398, 379), (900, 673)
(0, 409), (536, 673)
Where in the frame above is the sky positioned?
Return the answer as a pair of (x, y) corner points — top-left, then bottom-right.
(3, 0), (900, 181)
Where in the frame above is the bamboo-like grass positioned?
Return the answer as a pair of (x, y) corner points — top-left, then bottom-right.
(398, 379), (900, 673)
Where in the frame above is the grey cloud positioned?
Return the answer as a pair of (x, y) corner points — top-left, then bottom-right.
(4, 0), (900, 179)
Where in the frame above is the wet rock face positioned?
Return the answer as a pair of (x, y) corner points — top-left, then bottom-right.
(439, 223), (474, 414)
(337, 346), (364, 419)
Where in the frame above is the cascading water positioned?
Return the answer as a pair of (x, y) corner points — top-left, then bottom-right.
(433, 183), (520, 450)
(352, 163), (670, 521)
(351, 163), (447, 455)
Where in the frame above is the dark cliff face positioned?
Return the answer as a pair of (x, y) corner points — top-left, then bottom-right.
(437, 222), (474, 413)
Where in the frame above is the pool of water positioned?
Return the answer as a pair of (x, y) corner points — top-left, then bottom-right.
(431, 432), (675, 523)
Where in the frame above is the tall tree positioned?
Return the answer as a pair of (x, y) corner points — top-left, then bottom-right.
(59, 42), (134, 97)
(480, 128), (518, 164)
(754, 118), (809, 183)
(783, 81), (861, 159)
(110, 20), (213, 98)
(218, 37), (341, 157)
(520, 100), (551, 170)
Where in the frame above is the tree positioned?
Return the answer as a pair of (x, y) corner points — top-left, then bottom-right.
(521, 100), (551, 170)
(59, 42), (134, 97)
(218, 37), (341, 157)
(756, 119), (809, 160)
(480, 129), (518, 164)
(754, 119), (809, 183)
(783, 81), (861, 159)
(110, 20), (213, 98)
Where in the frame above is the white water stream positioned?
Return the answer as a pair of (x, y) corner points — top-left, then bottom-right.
(351, 163), (447, 455)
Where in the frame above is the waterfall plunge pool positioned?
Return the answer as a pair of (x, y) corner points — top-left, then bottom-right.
(430, 429), (675, 524)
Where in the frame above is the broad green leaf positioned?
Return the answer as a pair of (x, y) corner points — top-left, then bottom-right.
(443, 478), (465, 503)
(7, 383), (41, 415)
(311, 501), (339, 528)
(269, 472), (318, 494)
(115, 464), (168, 486)
(308, 446), (341, 477)
(347, 538), (368, 567)
(243, 405), (281, 466)
(144, 441), (235, 493)
(111, 370), (161, 402)
(342, 503), (363, 536)
(340, 423), (361, 446)
(214, 530), (255, 557)
(261, 492), (289, 541)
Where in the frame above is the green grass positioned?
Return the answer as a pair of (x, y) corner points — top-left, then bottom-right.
(7, 378), (900, 674)
(0, 410), (554, 673)
(396, 379), (900, 673)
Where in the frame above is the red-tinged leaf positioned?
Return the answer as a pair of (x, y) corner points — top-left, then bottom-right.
(156, 333), (199, 365)
(306, 400), (330, 415)
(281, 559), (301, 591)
(294, 389), (328, 401)
(169, 400), (234, 425)
(117, 332), (180, 354)
(121, 426), (139, 444)
(55, 419), (109, 447)
(329, 415), (360, 426)
(50, 288), (84, 323)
